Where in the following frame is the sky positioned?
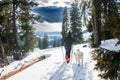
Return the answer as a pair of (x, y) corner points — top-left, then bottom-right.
(32, 0), (72, 32)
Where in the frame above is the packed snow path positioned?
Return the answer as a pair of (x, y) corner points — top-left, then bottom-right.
(7, 44), (101, 80)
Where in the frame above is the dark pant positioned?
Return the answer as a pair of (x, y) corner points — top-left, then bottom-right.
(66, 48), (71, 58)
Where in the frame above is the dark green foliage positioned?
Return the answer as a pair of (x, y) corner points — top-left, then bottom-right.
(84, 0), (120, 46)
(112, 17), (120, 44)
(53, 38), (57, 47)
(62, 7), (69, 45)
(53, 38), (61, 47)
(18, 0), (38, 52)
(70, 3), (83, 44)
(38, 37), (43, 49)
(0, 0), (13, 63)
(21, 25), (36, 52)
(100, 0), (120, 41)
(0, 0), (38, 60)
(92, 48), (120, 79)
(42, 34), (49, 49)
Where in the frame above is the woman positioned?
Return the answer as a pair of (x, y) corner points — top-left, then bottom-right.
(64, 32), (74, 63)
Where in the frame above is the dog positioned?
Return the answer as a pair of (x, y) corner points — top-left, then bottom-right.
(74, 49), (83, 66)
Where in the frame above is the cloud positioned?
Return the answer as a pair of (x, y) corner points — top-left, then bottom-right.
(35, 0), (72, 7)
(33, 21), (62, 32)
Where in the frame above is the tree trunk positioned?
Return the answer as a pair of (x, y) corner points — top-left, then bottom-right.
(13, 1), (18, 48)
(92, 0), (101, 46)
(0, 38), (9, 65)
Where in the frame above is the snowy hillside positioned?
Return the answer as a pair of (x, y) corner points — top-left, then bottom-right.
(6, 43), (102, 80)
(0, 39), (120, 80)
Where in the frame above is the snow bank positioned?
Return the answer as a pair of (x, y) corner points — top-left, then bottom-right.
(100, 39), (120, 52)
(22, 48), (43, 62)
(0, 48), (43, 77)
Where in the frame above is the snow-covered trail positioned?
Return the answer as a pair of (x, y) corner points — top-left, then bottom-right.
(50, 45), (99, 80)
(7, 44), (101, 80)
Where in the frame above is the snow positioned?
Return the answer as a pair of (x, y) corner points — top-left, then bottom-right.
(100, 39), (120, 52)
(0, 48), (43, 77)
(1, 39), (119, 80)
(0, 44), (102, 80)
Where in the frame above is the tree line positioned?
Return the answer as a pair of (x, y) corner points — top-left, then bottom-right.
(0, 0), (39, 64)
(38, 33), (61, 49)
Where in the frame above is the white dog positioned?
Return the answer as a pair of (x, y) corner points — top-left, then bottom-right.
(74, 49), (83, 66)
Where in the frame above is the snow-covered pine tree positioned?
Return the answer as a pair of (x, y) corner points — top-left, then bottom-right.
(70, 3), (83, 44)
(38, 37), (43, 49)
(53, 38), (61, 47)
(62, 7), (69, 45)
(53, 38), (57, 47)
(42, 33), (49, 49)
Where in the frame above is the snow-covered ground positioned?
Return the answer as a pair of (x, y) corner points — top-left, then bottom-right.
(0, 48), (43, 77)
(0, 39), (120, 80)
(2, 43), (102, 80)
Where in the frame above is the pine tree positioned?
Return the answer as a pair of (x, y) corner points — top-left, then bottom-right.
(101, 0), (120, 44)
(92, 48), (120, 79)
(38, 37), (43, 49)
(18, 0), (38, 52)
(53, 38), (57, 47)
(0, 0), (38, 60)
(101, 0), (113, 40)
(62, 7), (69, 45)
(0, 0), (13, 64)
(42, 33), (49, 49)
(70, 3), (83, 44)
(57, 39), (61, 47)
(53, 38), (60, 47)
